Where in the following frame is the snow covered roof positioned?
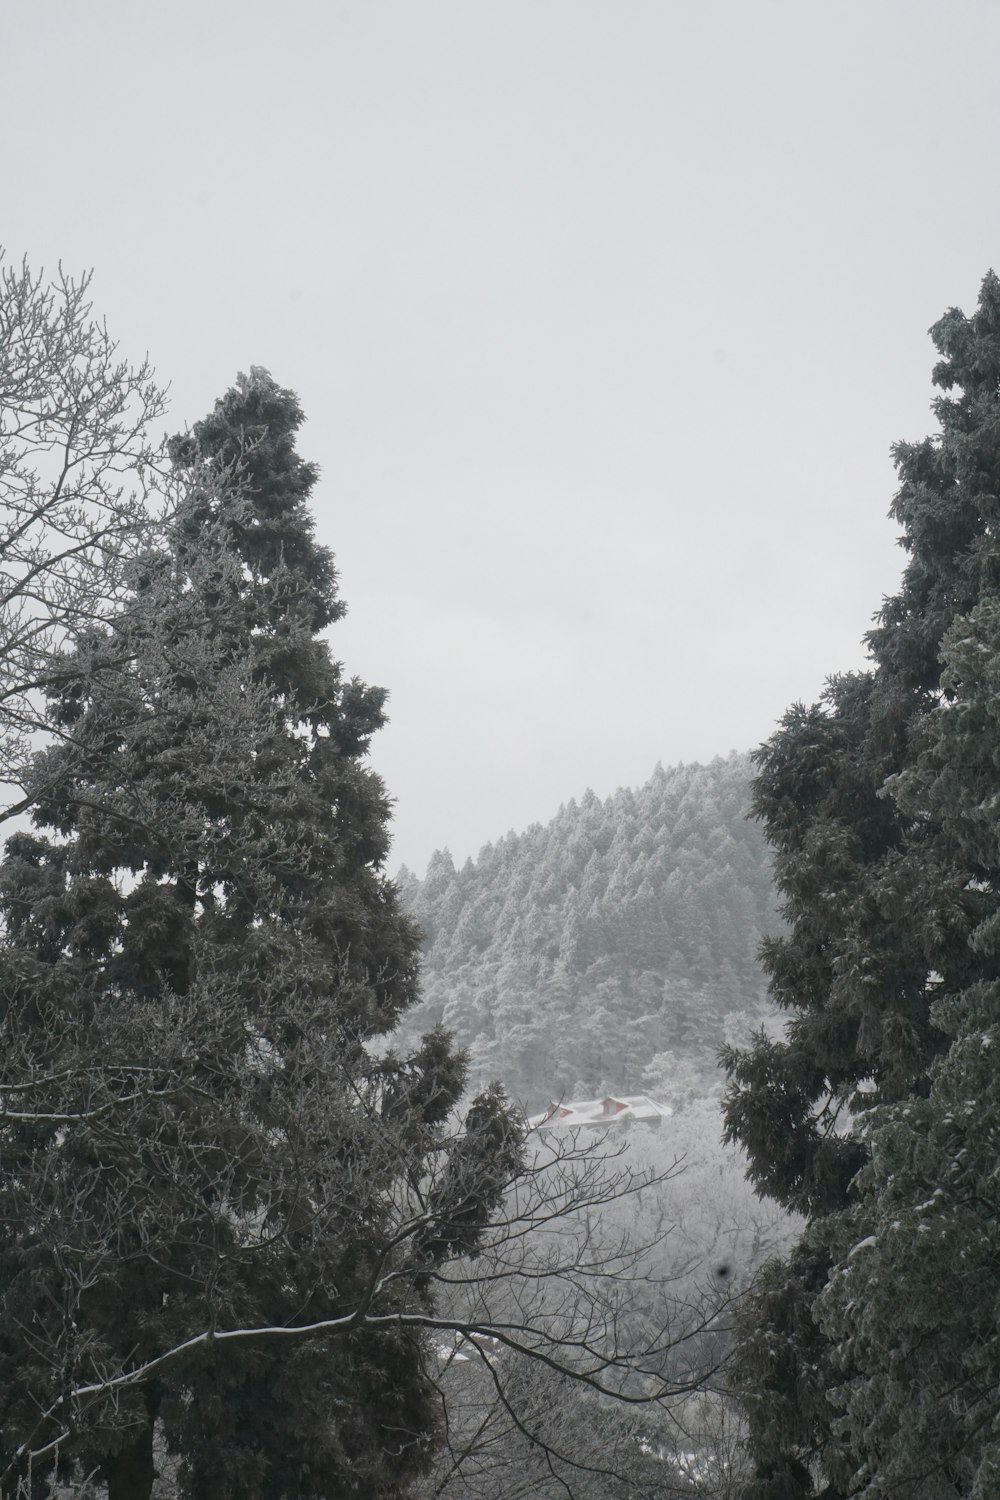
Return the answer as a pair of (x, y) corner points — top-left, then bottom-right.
(528, 1093), (673, 1130)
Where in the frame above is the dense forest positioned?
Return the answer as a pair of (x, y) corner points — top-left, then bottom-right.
(396, 753), (779, 1108)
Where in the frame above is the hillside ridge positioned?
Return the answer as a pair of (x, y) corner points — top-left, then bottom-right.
(396, 752), (778, 1108)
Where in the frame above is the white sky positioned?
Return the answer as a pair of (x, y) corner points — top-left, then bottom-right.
(5, 1), (1000, 873)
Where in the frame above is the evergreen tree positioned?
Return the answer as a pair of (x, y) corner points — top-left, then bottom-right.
(723, 273), (1000, 1497)
(0, 369), (519, 1500)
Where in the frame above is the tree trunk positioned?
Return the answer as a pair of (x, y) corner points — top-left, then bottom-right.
(103, 1423), (154, 1500)
(102, 1388), (158, 1500)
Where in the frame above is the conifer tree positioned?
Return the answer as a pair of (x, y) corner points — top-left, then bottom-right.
(0, 369), (520, 1500)
(723, 273), (1000, 1497)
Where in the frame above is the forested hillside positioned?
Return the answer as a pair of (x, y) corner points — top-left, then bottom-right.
(397, 753), (778, 1108)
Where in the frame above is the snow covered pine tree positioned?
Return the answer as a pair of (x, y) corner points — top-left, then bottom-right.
(0, 370), (520, 1500)
(723, 274), (1000, 1498)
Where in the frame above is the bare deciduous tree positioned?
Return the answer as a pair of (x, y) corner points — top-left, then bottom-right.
(0, 251), (166, 819)
(414, 1107), (796, 1500)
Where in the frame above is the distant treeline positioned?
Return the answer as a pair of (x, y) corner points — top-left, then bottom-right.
(396, 753), (779, 1108)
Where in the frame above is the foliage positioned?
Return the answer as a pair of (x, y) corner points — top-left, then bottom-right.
(723, 271), (1000, 1497)
(0, 319), (761, 1500)
(399, 755), (779, 1108)
(0, 362), (527, 1500)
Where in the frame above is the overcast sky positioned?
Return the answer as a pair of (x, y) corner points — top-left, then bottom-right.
(5, 1), (1000, 873)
